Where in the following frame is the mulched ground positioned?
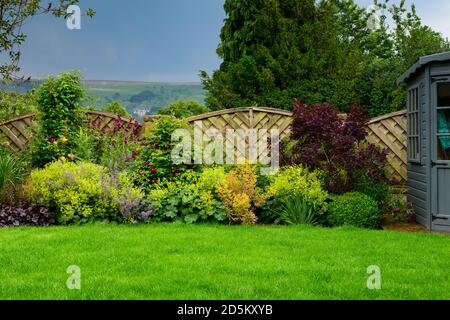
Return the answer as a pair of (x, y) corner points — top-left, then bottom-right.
(382, 222), (427, 233)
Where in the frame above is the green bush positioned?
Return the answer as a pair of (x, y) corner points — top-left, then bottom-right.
(328, 192), (381, 229)
(131, 116), (196, 191)
(354, 173), (391, 210)
(148, 168), (226, 224)
(261, 166), (328, 224)
(28, 161), (152, 225)
(73, 126), (141, 172)
(101, 101), (130, 118)
(157, 100), (209, 119)
(31, 71), (85, 167)
(0, 91), (38, 122)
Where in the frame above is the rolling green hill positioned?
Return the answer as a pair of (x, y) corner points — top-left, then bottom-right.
(1, 80), (205, 119)
(83, 80), (205, 118)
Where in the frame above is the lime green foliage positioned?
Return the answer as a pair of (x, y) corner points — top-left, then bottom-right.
(31, 71), (85, 167)
(328, 192), (380, 229)
(157, 100), (209, 119)
(149, 168), (226, 224)
(0, 91), (37, 122)
(101, 101), (131, 117)
(132, 116), (194, 189)
(28, 161), (149, 225)
(262, 166), (328, 224)
(0, 148), (27, 202)
(1, 224), (450, 299)
(268, 166), (328, 210)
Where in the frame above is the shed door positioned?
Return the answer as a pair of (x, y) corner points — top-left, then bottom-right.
(432, 79), (450, 226)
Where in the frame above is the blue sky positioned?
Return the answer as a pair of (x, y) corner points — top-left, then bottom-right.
(16, 0), (450, 82)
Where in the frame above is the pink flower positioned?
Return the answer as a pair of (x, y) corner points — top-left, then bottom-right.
(151, 168), (157, 174)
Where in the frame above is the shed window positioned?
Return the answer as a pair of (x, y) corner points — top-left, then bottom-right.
(407, 86), (420, 161)
(438, 83), (450, 107)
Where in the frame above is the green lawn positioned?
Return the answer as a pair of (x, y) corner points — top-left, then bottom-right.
(0, 224), (449, 300)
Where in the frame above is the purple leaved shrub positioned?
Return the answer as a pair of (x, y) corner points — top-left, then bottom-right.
(0, 203), (55, 228)
(282, 100), (389, 194)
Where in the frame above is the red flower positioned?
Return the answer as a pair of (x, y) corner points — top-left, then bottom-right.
(151, 168), (157, 173)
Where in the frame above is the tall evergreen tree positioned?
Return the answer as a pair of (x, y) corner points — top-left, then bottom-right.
(202, 0), (450, 116)
(201, 0), (368, 111)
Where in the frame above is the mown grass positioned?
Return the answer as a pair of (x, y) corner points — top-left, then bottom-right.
(0, 224), (449, 300)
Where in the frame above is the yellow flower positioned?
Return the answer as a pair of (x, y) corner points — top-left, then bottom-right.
(60, 136), (68, 144)
(59, 156), (67, 161)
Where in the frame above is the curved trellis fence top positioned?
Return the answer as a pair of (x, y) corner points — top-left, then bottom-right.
(0, 107), (407, 185)
(0, 111), (140, 153)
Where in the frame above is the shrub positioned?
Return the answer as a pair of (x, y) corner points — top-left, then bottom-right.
(0, 91), (38, 122)
(268, 166), (328, 209)
(328, 192), (381, 229)
(101, 101), (131, 117)
(354, 173), (391, 209)
(28, 161), (152, 225)
(149, 168), (226, 224)
(217, 163), (268, 225)
(282, 101), (389, 194)
(31, 71), (85, 167)
(74, 116), (142, 171)
(157, 100), (209, 119)
(385, 194), (416, 224)
(261, 166), (328, 224)
(131, 116), (195, 191)
(0, 203), (55, 227)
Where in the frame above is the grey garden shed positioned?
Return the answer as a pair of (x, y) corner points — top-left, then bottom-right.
(398, 51), (450, 232)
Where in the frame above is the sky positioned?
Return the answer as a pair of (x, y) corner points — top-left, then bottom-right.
(14, 0), (450, 83)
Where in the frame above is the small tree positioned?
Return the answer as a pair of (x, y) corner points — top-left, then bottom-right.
(31, 71), (84, 167)
(282, 100), (388, 194)
(102, 101), (130, 118)
(157, 100), (209, 119)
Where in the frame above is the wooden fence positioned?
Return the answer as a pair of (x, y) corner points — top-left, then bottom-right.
(365, 110), (407, 184)
(0, 111), (139, 153)
(185, 107), (408, 185)
(1, 107), (407, 185)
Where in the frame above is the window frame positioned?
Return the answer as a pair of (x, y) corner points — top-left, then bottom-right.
(407, 85), (421, 163)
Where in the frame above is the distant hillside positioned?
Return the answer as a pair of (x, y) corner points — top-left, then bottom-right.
(0, 80), (205, 119)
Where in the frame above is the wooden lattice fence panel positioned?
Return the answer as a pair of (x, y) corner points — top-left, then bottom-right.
(365, 110), (407, 185)
(185, 107), (408, 184)
(0, 114), (36, 153)
(186, 107), (293, 162)
(86, 111), (141, 135)
(0, 111), (139, 153)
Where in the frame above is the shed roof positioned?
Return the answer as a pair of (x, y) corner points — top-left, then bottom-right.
(397, 51), (450, 85)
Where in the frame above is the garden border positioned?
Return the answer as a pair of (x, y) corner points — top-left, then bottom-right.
(0, 108), (408, 185)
